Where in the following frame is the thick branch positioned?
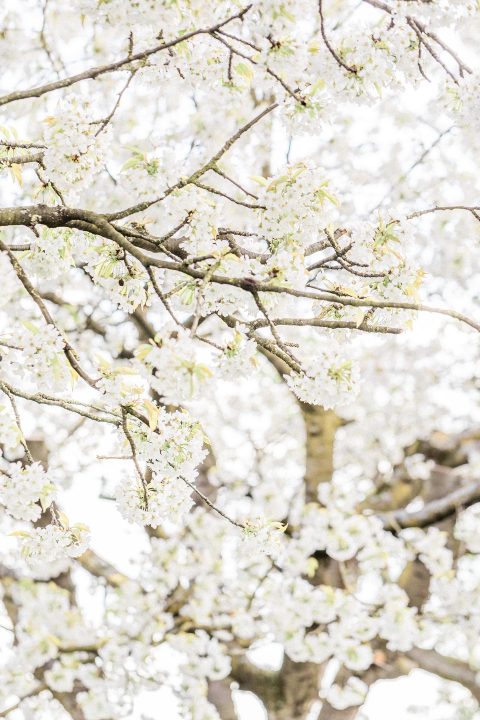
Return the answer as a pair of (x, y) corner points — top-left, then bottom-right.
(208, 679), (238, 720)
(382, 479), (480, 530)
(77, 549), (128, 587)
(232, 656), (321, 720)
(301, 404), (341, 503)
(0, 204), (478, 334)
(318, 704), (361, 720)
(407, 648), (480, 703)
(231, 656), (282, 706)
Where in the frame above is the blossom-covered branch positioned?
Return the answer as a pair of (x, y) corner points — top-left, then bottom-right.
(1, 1), (480, 719)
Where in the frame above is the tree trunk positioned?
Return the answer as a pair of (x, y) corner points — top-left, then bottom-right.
(208, 678), (238, 720)
(300, 403), (341, 502)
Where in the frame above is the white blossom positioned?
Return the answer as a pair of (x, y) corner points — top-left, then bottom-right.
(116, 473), (194, 528)
(454, 504), (480, 553)
(286, 352), (360, 410)
(326, 677), (368, 710)
(0, 462), (56, 521)
(16, 522), (90, 570)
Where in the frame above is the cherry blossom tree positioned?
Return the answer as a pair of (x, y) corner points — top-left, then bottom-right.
(0, 1), (480, 719)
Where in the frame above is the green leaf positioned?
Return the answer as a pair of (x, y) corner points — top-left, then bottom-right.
(39, 484), (55, 512)
(21, 320), (39, 334)
(267, 175), (290, 191)
(143, 399), (160, 431)
(305, 557), (319, 578)
(234, 63), (254, 83)
(9, 530), (32, 538)
(10, 163), (23, 186)
(135, 343), (153, 361)
(308, 78), (326, 96)
(58, 511), (70, 529)
(250, 175), (268, 187)
(192, 364), (213, 381)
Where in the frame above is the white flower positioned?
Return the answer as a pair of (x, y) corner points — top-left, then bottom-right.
(25, 227), (74, 280)
(16, 522), (90, 570)
(242, 518), (286, 557)
(217, 327), (258, 378)
(454, 504), (480, 553)
(336, 642), (373, 672)
(169, 631), (231, 681)
(318, 481), (366, 513)
(378, 587), (419, 651)
(404, 454), (435, 481)
(44, 660), (76, 693)
(138, 328), (213, 403)
(114, 409), (207, 528)
(402, 527), (453, 576)
(0, 410), (22, 452)
(43, 96), (110, 202)
(325, 677), (368, 710)
(0, 461), (56, 521)
(257, 163), (340, 250)
(302, 631), (332, 663)
(9, 323), (72, 392)
(116, 473), (194, 527)
(325, 516), (366, 561)
(77, 689), (112, 720)
(131, 409), (207, 482)
(447, 73), (480, 136)
(286, 340), (360, 410)
(285, 630), (331, 663)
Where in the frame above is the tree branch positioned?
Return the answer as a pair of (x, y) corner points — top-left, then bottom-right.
(407, 648), (480, 703)
(0, 6), (253, 107)
(382, 478), (480, 530)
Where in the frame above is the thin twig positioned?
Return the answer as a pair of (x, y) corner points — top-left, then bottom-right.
(318, 0), (357, 73)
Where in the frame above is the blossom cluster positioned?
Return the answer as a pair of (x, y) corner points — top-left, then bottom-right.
(43, 97), (110, 203)
(15, 521), (90, 571)
(1, 322), (71, 393)
(115, 411), (207, 527)
(286, 338), (361, 410)
(0, 461), (56, 521)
